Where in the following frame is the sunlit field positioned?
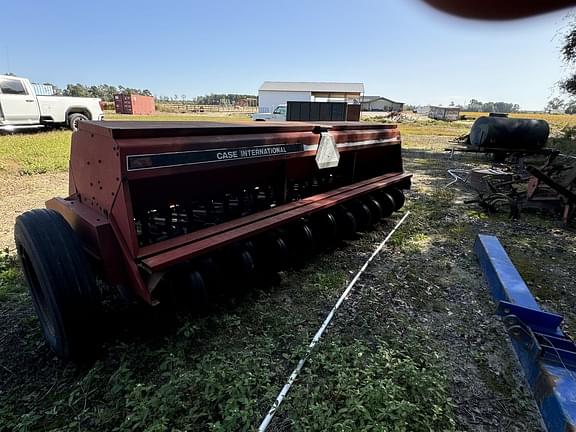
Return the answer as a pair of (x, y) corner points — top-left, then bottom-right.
(0, 112), (251, 174)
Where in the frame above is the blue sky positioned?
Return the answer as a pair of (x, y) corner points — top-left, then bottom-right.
(2, 0), (572, 110)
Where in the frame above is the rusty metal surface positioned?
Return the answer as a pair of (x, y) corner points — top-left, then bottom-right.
(527, 166), (576, 204)
(114, 94), (155, 115)
(463, 152), (576, 225)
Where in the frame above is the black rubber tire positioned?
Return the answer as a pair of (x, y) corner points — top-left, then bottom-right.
(256, 231), (290, 270)
(220, 245), (256, 276)
(237, 249), (256, 274)
(348, 201), (373, 231)
(387, 188), (406, 211)
(187, 270), (208, 303)
(68, 113), (88, 131)
(312, 211), (339, 244)
(289, 221), (315, 256)
(280, 220), (315, 263)
(376, 192), (396, 218)
(364, 196), (384, 221)
(335, 207), (357, 239)
(14, 209), (100, 361)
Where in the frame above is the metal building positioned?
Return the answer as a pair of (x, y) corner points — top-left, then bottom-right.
(257, 81), (364, 113)
(361, 96), (404, 112)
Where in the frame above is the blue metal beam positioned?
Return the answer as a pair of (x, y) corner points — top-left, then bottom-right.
(474, 234), (576, 432)
(474, 234), (540, 309)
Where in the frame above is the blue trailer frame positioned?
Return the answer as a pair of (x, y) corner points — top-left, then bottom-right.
(474, 234), (576, 431)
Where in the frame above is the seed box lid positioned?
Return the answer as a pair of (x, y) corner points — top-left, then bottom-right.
(79, 121), (396, 139)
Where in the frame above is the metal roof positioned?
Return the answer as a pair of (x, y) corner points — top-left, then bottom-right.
(361, 95), (403, 104)
(259, 81), (364, 93)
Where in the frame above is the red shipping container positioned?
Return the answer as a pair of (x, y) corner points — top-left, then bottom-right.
(114, 94), (155, 115)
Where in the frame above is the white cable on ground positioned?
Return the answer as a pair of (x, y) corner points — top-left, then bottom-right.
(258, 211), (411, 432)
(445, 169), (470, 188)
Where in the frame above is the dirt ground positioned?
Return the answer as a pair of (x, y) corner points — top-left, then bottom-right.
(2, 134), (575, 430)
(0, 172), (68, 251)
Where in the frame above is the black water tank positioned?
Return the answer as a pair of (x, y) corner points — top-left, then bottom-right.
(469, 116), (549, 149)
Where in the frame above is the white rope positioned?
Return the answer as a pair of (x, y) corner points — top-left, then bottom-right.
(258, 211), (411, 431)
(445, 169), (470, 188)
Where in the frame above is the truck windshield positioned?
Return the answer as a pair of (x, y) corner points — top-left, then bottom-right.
(274, 106), (286, 115)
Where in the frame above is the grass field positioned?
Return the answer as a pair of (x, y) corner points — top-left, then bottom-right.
(461, 111), (576, 129)
(3, 150), (561, 431)
(0, 112), (251, 175)
(0, 130), (71, 174)
(0, 112), (576, 175)
(388, 111), (576, 138)
(0, 111), (575, 430)
(1, 111), (575, 175)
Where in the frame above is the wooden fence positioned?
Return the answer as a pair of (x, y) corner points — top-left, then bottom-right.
(156, 102), (257, 114)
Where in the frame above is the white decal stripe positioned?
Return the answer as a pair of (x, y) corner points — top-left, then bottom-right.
(302, 136), (401, 151)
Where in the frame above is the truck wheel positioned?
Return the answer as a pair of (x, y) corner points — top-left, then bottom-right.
(68, 113), (88, 131)
(14, 209), (100, 361)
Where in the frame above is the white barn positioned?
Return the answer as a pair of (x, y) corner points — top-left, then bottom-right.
(257, 81), (364, 113)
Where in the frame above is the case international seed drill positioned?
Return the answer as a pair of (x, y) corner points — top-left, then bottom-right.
(14, 121), (411, 360)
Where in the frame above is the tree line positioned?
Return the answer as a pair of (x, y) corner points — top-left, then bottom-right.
(464, 99), (520, 113)
(43, 83), (255, 105)
(545, 97), (576, 114)
(53, 83), (153, 101)
(156, 93), (256, 105)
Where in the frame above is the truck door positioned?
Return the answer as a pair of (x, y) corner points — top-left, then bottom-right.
(0, 77), (40, 124)
(272, 105), (287, 121)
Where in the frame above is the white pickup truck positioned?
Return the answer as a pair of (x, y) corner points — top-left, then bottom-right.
(252, 104), (287, 121)
(0, 75), (104, 131)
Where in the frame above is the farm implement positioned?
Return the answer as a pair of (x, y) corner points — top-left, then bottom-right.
(444, 114), (576, 226)
(14, 121), (410, 360)
(460, 152), (576, 225)
(476, 235), (576, 431)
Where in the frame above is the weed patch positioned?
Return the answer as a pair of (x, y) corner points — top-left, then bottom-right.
(0, 250), (24, 301)
(278, 337), (455, 431)
(548, 125), (576, 155)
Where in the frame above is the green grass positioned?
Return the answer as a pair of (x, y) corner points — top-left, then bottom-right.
(0, 250), (24, 301)
(2, 110), (575, 175)
(280, 337), (454, 432)
(0, 130), (71, 174)
(0, 253), (455, 431)
(0, 109), (569, 431)
(0, 113), (252, 175)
